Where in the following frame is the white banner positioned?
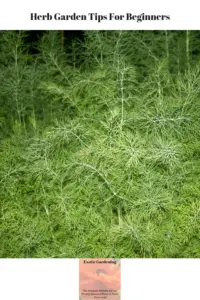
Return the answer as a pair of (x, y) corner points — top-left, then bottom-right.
(0, 259), (200, 300)
(0, 0), (200, 29)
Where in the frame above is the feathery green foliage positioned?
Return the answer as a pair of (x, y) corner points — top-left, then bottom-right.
(1, 30), (200, 258)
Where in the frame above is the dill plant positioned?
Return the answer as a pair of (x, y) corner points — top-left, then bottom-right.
(0, 30), (200, 258)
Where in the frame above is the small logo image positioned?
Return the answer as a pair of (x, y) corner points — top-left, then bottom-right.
(96, 269), (108, 275)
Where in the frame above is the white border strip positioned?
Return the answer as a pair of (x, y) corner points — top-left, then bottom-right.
(0, 259), (200, 300)
(0, 0), (200, 29)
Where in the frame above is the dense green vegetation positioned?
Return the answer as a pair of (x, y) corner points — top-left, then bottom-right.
(1, 30), (200, 257)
